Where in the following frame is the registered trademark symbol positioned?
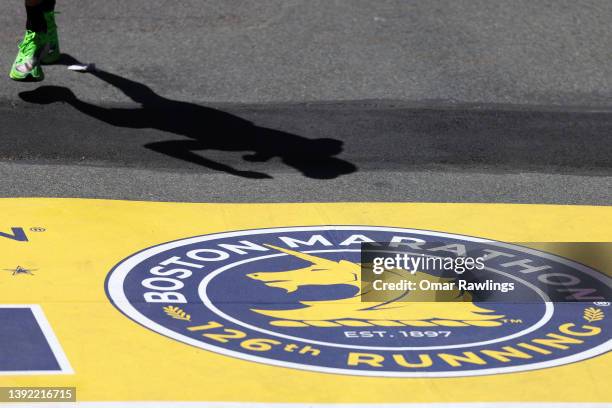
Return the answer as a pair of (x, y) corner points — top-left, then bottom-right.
(30, 227), (46, 232)
(593, 302), (610, 307)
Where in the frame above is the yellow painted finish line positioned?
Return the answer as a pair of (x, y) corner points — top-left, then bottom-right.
(0, 198), (610, 404)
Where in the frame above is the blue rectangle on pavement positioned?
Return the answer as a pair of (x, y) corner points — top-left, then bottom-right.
(0, 308), (61, 372)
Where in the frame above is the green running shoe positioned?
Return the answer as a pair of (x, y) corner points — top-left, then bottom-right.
(9, 30), (47, 81)
(41, 11), (60, 64)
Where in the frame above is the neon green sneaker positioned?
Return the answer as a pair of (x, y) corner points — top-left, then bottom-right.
(41, 11), (60, 64)
(9, 30), (47, 81)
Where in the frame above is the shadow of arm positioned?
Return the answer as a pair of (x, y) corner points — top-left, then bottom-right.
(19, 86), (148, 128)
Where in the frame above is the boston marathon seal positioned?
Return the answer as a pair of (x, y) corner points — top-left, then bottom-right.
(105, 226), (611, 377)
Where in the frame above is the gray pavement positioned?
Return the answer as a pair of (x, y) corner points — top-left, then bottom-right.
(2, 161), (611, 204)
(0, 1), (611, 205)
(1, 0), (611, 105)
(3, 95), (611, 175)
(0, 95), (610, 204)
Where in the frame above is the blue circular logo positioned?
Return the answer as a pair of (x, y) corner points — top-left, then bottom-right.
(106, 226), (611, 377)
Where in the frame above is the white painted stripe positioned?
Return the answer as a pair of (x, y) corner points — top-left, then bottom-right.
(0, 402), (610, 408)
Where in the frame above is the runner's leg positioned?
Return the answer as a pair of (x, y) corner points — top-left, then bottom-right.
(41, 0), (55, 11)
(41, 0), (60, 64)
(9, 0), (48, 81)
(25, 0), (47, 33)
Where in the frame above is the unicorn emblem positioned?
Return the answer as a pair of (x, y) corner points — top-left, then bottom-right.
(247, 245), (504, 327)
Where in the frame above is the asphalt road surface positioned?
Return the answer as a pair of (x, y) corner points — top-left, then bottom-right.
(0, 1), (611, 204)
(1, 0), (611, 105)
(1, 93), (610, 203)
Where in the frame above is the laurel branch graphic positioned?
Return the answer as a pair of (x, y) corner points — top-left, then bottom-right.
(583, 307), (604, 323)
(163, 306), (191, 321)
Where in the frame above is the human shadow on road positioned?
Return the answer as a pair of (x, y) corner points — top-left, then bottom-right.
(19, 55), (356, 179)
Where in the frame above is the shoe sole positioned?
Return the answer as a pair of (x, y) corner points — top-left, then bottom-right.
(9, 70), (44, 82)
